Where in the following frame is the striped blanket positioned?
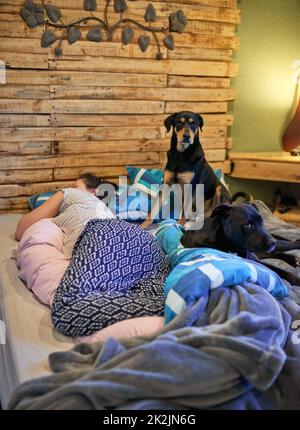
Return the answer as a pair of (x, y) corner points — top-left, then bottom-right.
(155, 220), (289, 323)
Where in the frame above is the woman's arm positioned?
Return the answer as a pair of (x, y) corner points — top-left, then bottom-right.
(15, 191), (64, 241)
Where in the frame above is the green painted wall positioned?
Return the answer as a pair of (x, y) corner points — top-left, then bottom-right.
(226, 0), (300, 204)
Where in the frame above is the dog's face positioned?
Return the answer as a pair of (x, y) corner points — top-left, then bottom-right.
(164, 111), (204, 152)
(213, 203), (276, 254)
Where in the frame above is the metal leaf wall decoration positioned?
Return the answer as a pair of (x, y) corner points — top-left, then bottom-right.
(87, 27), (103, 42)
(19, 0), (188, 59)
(44, 4), (61, 23)
(41, 29), (57, 47)
(114, 0), (127, 14)
(144, 4), (157, 22)
(67, 26), (81, 45)
(84, 0), (97, 11)
(122, 27), (134, 45)
(138, 35), (150, 52)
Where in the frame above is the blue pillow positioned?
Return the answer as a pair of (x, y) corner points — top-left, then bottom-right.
(127, 166), (164, 197)
(28, 191), (56, 210)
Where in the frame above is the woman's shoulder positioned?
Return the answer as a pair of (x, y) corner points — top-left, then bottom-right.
(61, 188), (98, 206)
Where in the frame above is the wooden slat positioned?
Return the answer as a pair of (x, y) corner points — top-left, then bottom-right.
(51, 100), (165, 114)
(53, 133), (227, 154)
(50, 113), (234, 127)
(0, 99), (165, 114)
(49, 71), (167, 87)
(0, 85), (49, 99)
(0, 114), (50, 127)
(168, 47), (232, 62)
(0, 52), (48, 69)
(0, 127), (164, 142)
(0, 152), (161, 170)
(0, 181), (73, 198)
(49, 57), (238, 77)
(168, 76), (230, 89)
(0, 124), (227, 142)
(0, 20), (43, 38)
(49, 86), (236, 101)
(5, 70), (50, 85)
(0, 142), (51, 155)
(50, 114), (166, 127)
(53, 165), (150, 181)
(166, 102), (227, 113)
(0, 169), (53, 184)
(172, 33), (239, 50)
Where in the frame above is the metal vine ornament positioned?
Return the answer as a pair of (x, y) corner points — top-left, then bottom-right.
(20, 0), (188, 59)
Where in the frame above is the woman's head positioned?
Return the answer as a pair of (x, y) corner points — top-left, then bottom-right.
(73, 173), (103, 194)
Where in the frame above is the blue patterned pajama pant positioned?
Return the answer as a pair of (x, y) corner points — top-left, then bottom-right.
(51, 219), (169, 337)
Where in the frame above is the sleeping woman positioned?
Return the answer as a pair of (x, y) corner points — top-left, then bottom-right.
(15, 173), (168, 337)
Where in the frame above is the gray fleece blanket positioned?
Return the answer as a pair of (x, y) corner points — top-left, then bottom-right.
(8, 280), (300, 410)
(7, 202), (300, 410)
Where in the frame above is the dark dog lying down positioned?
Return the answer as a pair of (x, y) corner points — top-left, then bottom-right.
(181, 203), (300, 286)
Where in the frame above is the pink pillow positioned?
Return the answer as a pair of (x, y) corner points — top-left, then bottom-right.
(17, 219), (69, 306)
(76, 316), (164, 344)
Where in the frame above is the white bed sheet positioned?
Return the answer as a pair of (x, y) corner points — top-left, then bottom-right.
(0, 214), (74, 409)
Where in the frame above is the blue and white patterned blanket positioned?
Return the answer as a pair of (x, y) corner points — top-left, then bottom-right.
(155, 220), (289, 323)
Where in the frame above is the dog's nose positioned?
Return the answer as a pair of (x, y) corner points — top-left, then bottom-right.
(265, 239), (276, 253)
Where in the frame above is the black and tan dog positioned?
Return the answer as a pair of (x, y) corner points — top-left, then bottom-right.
(140, 111), (231, 228)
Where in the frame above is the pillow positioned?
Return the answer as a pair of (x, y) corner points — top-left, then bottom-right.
(126, 166), (164, 197)
(17, 219), (69, 306)
(75, 316), (164, 344)
(28, 191), (56, 210)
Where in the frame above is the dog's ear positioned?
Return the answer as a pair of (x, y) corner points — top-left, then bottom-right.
(197, 114), (204, 132)
(164, 113), (177, 133)
(211, 204), (231, 219)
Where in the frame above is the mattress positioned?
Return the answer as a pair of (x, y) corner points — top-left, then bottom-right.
(0, 214), (74, 409)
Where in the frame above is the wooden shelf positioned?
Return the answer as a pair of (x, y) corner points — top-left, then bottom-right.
(273, 208), (300, 227)
(228, 151), (300, 183)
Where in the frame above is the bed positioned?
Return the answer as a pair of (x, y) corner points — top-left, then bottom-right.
(0, 214), (74, 408)
(3, 208), (300, 410)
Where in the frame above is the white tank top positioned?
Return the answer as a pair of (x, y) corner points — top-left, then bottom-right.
(52, 188), (115, 258)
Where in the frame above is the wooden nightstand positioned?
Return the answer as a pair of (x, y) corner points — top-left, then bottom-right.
(228, 151), (300, 183)
(228, 151), (300, 225)
(273, 207), (300, 227)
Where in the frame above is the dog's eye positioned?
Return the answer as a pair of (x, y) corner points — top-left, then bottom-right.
(243, 223), (253, 231)
(179, 118), (185, 123)
(189, 118), (194, 124)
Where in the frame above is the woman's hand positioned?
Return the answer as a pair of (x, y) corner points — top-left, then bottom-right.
(15, 191), (64, 241)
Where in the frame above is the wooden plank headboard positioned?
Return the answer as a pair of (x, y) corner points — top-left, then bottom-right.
(0, 0), (239, 213)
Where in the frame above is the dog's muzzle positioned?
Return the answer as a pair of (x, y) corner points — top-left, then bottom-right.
(177, 134), (192, 152)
